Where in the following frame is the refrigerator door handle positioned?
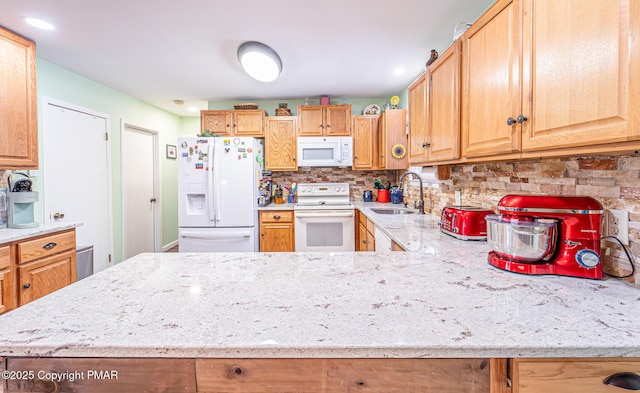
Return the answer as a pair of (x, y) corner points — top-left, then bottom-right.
(213, 139), (222, 222)
(180, 230), (252, 240)
(208, 141), (216, 223)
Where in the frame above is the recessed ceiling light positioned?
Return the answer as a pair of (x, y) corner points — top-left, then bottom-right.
(393, 67), (405, 75)
(187, 107), (198, 113)
(23, 17), (55, 30)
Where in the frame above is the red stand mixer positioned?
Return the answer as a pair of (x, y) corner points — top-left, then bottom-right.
(486, 195), (604, 279)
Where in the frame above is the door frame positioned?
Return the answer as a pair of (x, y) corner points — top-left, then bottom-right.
(41, 96), (114, 264)
(120, 119), (162, 254)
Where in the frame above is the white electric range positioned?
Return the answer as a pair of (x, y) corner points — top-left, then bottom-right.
(294, 183), (355, 252)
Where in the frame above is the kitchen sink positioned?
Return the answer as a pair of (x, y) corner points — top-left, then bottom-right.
(370, 208), (415, 215)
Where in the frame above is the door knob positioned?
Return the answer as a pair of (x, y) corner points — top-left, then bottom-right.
(53, 212), (65, 220)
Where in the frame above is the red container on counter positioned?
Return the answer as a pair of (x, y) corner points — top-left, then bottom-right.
(377, 189), (390, 203)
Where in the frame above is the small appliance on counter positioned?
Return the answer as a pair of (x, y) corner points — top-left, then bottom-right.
(486, 195), (604, 279)
(0, 188), (7, 229)
(439, 206), (494, 240)
(7, 173), (38, 229)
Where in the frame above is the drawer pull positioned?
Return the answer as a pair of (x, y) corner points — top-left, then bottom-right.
(23, 283), (30, 289)
(43, 242), (58, 250)
(273, 215), (281, 219)
(604, 372), (640, 390)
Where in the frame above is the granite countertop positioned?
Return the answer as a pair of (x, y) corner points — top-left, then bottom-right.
(0, 222), (82, 244)
(0, 220), (638, 358)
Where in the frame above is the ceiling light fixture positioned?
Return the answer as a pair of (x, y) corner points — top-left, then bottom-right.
(237, 41), (282, 83)
(23, 17), (55, 30)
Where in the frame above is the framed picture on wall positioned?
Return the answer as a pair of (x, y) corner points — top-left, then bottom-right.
(166, 144), (177, 159)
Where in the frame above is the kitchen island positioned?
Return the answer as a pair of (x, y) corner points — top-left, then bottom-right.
(0, 214), (639, 392)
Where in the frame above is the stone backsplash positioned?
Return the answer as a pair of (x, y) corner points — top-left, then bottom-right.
(401, 155), (640, 285)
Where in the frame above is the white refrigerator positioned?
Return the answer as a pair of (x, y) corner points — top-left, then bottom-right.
(178, 137), (264, 252)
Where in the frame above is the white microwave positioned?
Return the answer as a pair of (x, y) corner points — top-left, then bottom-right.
(297, 137), (353, 167)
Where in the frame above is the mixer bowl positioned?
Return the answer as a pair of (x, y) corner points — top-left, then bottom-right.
(485, 215), (557, 262)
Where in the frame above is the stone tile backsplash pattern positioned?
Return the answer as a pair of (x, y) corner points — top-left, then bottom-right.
(403, 155), (638, 285)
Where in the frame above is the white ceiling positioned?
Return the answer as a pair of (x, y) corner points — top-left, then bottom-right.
(1, 0), (494, 117)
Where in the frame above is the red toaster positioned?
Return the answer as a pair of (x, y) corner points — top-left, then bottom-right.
(440, 205), (494, 240)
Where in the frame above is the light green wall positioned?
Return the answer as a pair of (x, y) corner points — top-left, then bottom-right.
(36, 59), (186, 262)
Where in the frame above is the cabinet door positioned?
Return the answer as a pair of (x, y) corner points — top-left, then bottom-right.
(408, 73), (428, 164)
(379, 109), (408, 170)
(265, 117), (298, 171)
(201, 110), (233, 135)
(259, 211), (294, 252)
(352, 116), (379, 170)
(521, 0), (640, 151)
(358, 222), (369, 251)
(0, 27), (38, 169)
(0, 245), (14, 314)
(298, 106), (324, 136)
(427, 42), (461, 162)
(18, 250), (76, 306)
(461, 0), (522, 158)
(324, 105), (352, 136)
(234, 110), (265, 136)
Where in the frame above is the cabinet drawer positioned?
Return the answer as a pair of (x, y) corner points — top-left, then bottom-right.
(0, 244), (10, 270)
(513, 358), (640, 393)
(260, 211), (293, 223)
(17, 230), (76, 265)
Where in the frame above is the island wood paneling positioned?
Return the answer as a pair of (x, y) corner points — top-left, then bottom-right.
(196, 358), (491, 393)
(5, 358), (196, 392)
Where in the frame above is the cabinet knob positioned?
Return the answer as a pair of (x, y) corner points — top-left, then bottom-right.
(362, 240), (366, 244)
(422, 142), (431, 148)
(320, 124), (324, 128)
(273, 215), (281, 219)
(53, 212), (65, 220)
(150, 198), (156, 203)
(517, 115), (528, 124)
(326, 124), (331, 128)
(604, 372), (640, 390)
(43, 242), (57, 250)
(507, 117), (516, 126)
(292, 157), (296, 162)
(261, 233), (264, 237)
(23, 283), (31, 289)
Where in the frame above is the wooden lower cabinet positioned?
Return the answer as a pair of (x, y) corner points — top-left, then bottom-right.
(259, 211), (294, 252)
(18, 250), (76, 306)
(4, 357), (490, 393)
(510, 358), (640, 393)
(0, 229), (77, 313)
(356, 211), (375, 251)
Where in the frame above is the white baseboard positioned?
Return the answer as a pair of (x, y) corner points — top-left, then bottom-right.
(162, 239), (179, 252)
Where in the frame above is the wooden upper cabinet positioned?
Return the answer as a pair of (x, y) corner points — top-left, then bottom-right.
(378, 109), (408, 170)
(0, 26), (38, 169)
(234, 110), (265, 136)
(298, 104), (352, 136)
(427, 41), (461, 163)
(201, 110), (265, 136)
(408, 72), (428, 164)
(265, 116), (297, 171)
(520, 0), (640, 151)
(352, 115), (379, 170)
(461, 0), (522, 159)
(201, 110), (233, 135)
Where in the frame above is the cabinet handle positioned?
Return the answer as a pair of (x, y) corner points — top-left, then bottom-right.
(273, 215), (281, 219)
(422, 142), (431, 148)
(517, 115), (528, 124)
(507, 117), (516, 126)
(603, 372), (640, 390)
(43, 242), (57, 250)
(23, 283), (30, 289)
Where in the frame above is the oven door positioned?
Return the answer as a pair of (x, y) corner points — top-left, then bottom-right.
(294, 209), (355, 252)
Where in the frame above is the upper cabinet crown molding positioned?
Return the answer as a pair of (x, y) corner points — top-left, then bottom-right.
(0, 26), (38, 169)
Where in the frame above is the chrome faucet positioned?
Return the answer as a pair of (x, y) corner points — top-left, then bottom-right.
(399, 171), (425, 214)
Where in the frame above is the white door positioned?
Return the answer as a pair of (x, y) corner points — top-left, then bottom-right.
(122, 123), (158, 259)
(43, 98), (112, 273)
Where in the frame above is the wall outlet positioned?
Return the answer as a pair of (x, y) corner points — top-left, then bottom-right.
(602, 209), (629, 245)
